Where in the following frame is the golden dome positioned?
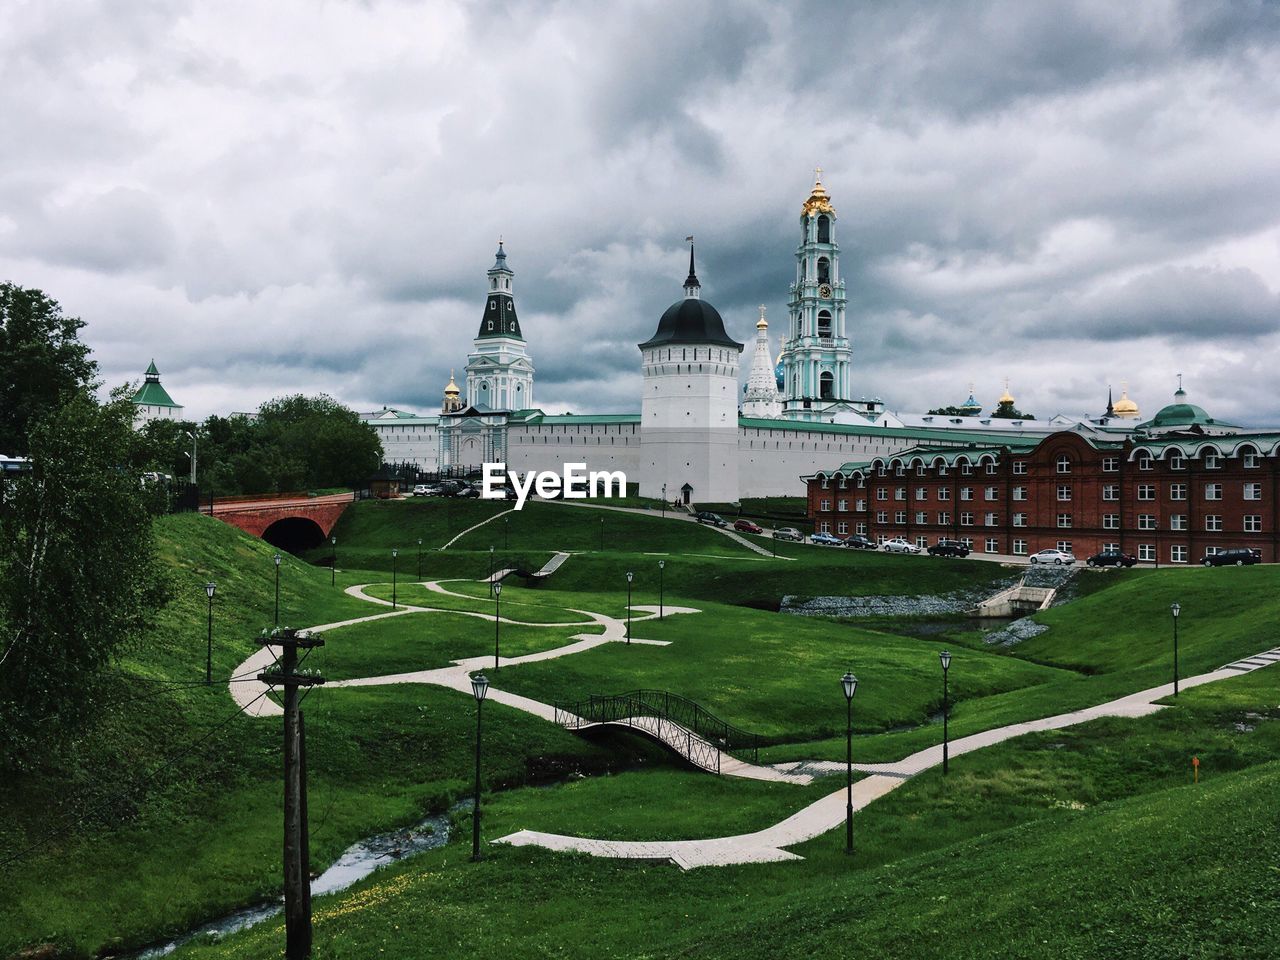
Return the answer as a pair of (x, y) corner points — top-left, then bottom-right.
(756, 304), (768, 330)
(998, 378), (1015, 405)
(1113, 383), (1140, 419)
(444, 370), (460, 396)
(801, 168), (835, 217)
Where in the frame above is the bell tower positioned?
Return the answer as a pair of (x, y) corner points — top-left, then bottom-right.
(781, 171), (852, 419)
(465, 240), (535, 411)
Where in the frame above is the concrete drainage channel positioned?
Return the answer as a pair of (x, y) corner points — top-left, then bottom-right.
(780, 566), (1080, 647)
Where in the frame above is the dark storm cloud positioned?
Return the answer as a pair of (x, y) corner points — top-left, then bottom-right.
(1, 0), (1278, 425)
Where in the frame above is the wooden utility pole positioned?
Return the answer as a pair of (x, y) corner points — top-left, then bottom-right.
(258, 628), (326, 960)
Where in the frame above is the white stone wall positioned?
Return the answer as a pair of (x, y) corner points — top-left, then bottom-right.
(370, 421), (440, 470)
(133, 404), (184, 429)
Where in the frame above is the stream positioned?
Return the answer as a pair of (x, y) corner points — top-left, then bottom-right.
(115, 802), (465, 958)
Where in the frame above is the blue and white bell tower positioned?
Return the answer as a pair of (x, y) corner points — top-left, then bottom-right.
(780, 172), (853, 420)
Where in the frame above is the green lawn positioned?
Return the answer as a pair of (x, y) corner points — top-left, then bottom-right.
(316, 611), (602, 680)
(165, 710), (1280, 960)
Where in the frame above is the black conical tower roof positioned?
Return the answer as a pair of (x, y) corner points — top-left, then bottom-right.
(638, 246), (742, 351)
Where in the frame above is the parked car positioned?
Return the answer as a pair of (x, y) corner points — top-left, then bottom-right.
(772, 527), (803, 542)
(733, 518), (764, 534)
(927, 540), (970, 558)
(457, 486), (481, 499)
(810, 532), (843, 546)
(695, 511), (728, 527)
(1202, 548), (1261, 567)
(881, 538), (921, 554)
(1087, 550), (1137, 568)
(842, 534), (877, 550)
(1030, 548), (1076, 565)
(412, 484), (434, 497)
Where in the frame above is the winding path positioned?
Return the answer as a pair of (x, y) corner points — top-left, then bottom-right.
(497, 646), (1280, 868)
(228, 571), (1280, 870)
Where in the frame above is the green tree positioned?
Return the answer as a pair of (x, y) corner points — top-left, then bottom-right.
(256, 394), (382, 489)
(0, 284), (98, 456)
(0, 389), (168, 767)
(991, 400), (1035, 419)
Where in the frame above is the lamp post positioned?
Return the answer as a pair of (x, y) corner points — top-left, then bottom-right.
(658, 560), (665, 620)
(330, 536), (337, 588)
(1171, 602), (1181, 697)
(841, 670), (858, 855)
(493, 582), (502, 670)
(205, 582), (216, 684)
(661, 483), (667, 517)
(489, 545), (495, 597)
(625, 571), (634, 644)
(599, 516), (605, 551)
(417, 538), (423, 581)
(391, 548), (398, 611)
(471, 673), (489, 862)
(273, 553), (282, 626)
(940, 650), (952, 774)
(504, 517), (509, 549)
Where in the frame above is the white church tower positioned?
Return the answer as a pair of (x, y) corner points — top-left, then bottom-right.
(781, 171), (853, 420)
(742, 305), (782, 419)
(638, 244), (743, 505)
(465, 240), (535, 411)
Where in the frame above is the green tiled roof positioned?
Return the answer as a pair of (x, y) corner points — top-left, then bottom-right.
(131, 380), (179, 408)
(515, 412), (642, 425)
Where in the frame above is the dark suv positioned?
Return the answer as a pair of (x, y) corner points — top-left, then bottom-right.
(927, 540), (970, 558)
(1202, 548), (1261, 567)
(1087, 550), (1137, 568)
(694, 511), (728, 527)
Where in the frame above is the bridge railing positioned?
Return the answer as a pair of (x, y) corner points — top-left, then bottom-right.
(553, 689), (762, 770)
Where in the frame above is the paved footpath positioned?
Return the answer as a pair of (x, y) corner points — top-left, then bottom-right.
(497, 645), (1280, 869)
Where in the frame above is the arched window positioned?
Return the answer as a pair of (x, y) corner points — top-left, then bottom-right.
(819, 371), (834, 400)
(817, 216), (830, 243)
(817, 257), (830, 284)
(818, 310), (832, 337)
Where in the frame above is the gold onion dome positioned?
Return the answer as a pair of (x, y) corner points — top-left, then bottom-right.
(444, 370), (460, 396)
(999, 383), (1015, 404)
(801, 169), (835, 217)
(1113, 384), (1140, 418)
(757, 304), (769, 329)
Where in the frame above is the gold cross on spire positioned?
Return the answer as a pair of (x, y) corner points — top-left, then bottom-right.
(814, 165), (823, 183)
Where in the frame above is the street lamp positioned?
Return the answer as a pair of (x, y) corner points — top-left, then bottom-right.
(493, 581), (502, 670)
(625, 571), (634, 644)
(658, 560), (665, 620)
(471, 673), (490, 862)
(273, 553), (282, 626)
(661, 483), (667, 517)
(504, 517), (509, 549)
(330, 535), (337, 588)
(391, 548), (399, 610)
(417, 538), (423, 581)
(1171, 602), (1181, 696)
(940, 650), (952, 774)
(841, 670), (858, 855)
(204, 582), (216, 684)
(599, 516), (605, 551)
(489, 545), (495, 597)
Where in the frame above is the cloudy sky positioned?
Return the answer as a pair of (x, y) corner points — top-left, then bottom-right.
(3, 0), (1279, 425)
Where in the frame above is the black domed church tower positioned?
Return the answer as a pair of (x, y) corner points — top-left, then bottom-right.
(637, 244), (744, 503)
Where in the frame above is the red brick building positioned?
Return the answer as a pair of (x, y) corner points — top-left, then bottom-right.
(805, 390), (1280, 564)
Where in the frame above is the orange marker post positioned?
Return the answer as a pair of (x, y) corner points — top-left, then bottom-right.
(1192, 756), (1200, 784)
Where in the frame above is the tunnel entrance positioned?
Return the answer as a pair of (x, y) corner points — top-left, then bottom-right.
(262, 516), (327, 554)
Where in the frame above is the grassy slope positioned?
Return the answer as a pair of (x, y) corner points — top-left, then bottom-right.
(0, 515), (654, 958)
(168, 673), (1280, 959)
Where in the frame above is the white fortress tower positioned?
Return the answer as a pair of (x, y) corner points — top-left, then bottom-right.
(465, 241), (535, 411)
(638, 245), (743, 504)
(742, 305), (783, 419)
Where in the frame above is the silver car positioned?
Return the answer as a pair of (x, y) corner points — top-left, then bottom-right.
(881, 538), (921, 554)
(1030, 548), (1076, 565)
